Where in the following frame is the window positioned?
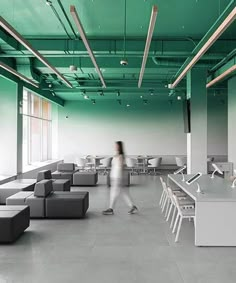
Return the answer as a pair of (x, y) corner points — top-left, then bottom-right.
(22, 89), (52, 170)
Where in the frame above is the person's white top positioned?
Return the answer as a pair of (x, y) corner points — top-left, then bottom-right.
(110, 155), (124, 179)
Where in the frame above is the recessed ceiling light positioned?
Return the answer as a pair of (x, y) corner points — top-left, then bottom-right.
(126, 104), (130, 107)
(140, 95), (143, 98)
(84, 95), (89, 100)
(177, 96), (182, 100)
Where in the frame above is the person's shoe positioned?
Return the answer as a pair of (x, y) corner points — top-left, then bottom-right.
(128, 205), (138, 214)
(102, 208), (114, 215)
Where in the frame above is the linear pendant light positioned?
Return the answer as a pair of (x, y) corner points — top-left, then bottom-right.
(0, 16), (73, 88)
(170, 6), (236, 89)
(206, 64), (236, 88)
(138, 5), (158, 88)
(70, 5), (106, 88)
(0, 61), (39, 88)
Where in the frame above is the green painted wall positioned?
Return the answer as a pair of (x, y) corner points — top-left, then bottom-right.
(0, 76), (17, 176)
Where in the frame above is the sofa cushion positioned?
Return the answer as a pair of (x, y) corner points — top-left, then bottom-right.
(34, 180), (53, 197)
(37, 170), (52, 182)
(57, 163), (75, 172)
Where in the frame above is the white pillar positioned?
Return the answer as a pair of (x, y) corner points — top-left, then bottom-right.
(228, 76), (236, 170)
(187, 68), (207, 174)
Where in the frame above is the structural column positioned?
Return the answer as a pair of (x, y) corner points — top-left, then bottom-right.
(187, 67), (207, 174)
(228, 76), (236, 170)
(16, 82), (23, 175)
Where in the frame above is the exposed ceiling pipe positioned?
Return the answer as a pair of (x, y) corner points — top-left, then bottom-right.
(0, 61), (39, 88)
(70, 5), (106, 88)
(45, 0), (72, 39)
(138, 5), (158, 88)
(152, 57), (215, 67)
(207, 63), (236, 88)
(56, 0), (77, 38)
(170, 2), (236, 89)
(0, 15), (73, 88)
(209, 48), (236, 72)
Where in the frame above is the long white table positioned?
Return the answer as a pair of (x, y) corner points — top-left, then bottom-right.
(168, 174), (236, 246)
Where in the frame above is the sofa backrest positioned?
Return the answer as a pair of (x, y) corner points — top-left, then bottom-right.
(37, 170), (52, 182)
(34, 180), (53, 197)
(57, 163), (75, 172)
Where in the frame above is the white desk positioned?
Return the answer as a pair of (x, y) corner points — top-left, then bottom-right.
(168, 174), (236, 246)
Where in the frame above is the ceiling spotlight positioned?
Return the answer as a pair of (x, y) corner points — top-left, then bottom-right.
(51, 91), (56, 97)
(48, 84), (52, 88)
(70, 65), (77, 72)
(126, 104), (130, 107)
(98, 90), (104, 96)
(120, 59), (128, 66)
(82, 90), (86, 95)
(143, 100), (148, 105)
(177, 96), (182, 100)
(46, 0), (52, 6)
(117, 90), (120, 97)
(84, 95), (89, 100)
(150, 90), (154, 95)
(140, 95), (143, 99)
(169, 89), (175, 97)
(117, 99), (122, 105)
(92, 99), (96, 104)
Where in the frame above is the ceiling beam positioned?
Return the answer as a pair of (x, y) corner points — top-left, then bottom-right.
(0, 28), (19, 50)
(10, 38), (235, 58)
(171, 0), (236, 88)
(207, 56), (236, 87)
(0, 66), (64, 106)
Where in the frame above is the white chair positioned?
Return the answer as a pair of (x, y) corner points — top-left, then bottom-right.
(166, 187), (194, 228)
(86, 155), (95, 170)
(148, 157), (162, 175)
(99, 157), (112, 175)
(172, 194), (195, 242)
(76, 157), (87, 170)
(126, 157), (139, 175)
(159, 177), (187, 215)
(175, 156), (187, 167)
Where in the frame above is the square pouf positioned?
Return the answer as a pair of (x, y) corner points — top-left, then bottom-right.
(73, 172), (98, 186)
(46, 192), (89, 218)
(52, 179), (70, 191)
(0, 206), (30, 243)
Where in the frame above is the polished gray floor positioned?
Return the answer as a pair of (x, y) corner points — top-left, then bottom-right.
(1, 175), (236, 283)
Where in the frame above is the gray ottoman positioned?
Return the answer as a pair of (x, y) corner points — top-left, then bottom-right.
(0, 179), (36, 204)
(73, 172), (98, 186)
(53, 179), (70, 191)
(0, 205), (30, 243)
(46, 192), (89, 218)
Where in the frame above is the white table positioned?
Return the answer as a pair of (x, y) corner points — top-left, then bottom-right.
(168, 174), (236, 246)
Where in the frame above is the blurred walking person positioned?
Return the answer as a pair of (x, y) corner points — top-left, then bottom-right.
(103, 141), (138, 215)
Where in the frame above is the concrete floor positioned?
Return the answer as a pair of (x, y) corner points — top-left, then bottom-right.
(1, 175), (236, 283)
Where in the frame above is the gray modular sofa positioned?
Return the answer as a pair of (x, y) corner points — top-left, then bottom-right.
(0, 179), (36, 204)
(107, 171), (130, 187)
(51, 163), (79, 185)
(73, 171), (98, 186)
(37, 170), (70, 191)
(7, 180), (89, 219)
(0, 205), (30, 243)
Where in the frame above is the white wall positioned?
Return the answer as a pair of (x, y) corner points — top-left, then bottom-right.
(57, 99), (187, 160)
(56, 95), (228, 163)
(0, 77), (17, 176)
(207, 94), (228, 156)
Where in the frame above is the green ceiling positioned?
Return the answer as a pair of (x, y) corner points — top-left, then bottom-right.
(0, 0), (235, 104)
